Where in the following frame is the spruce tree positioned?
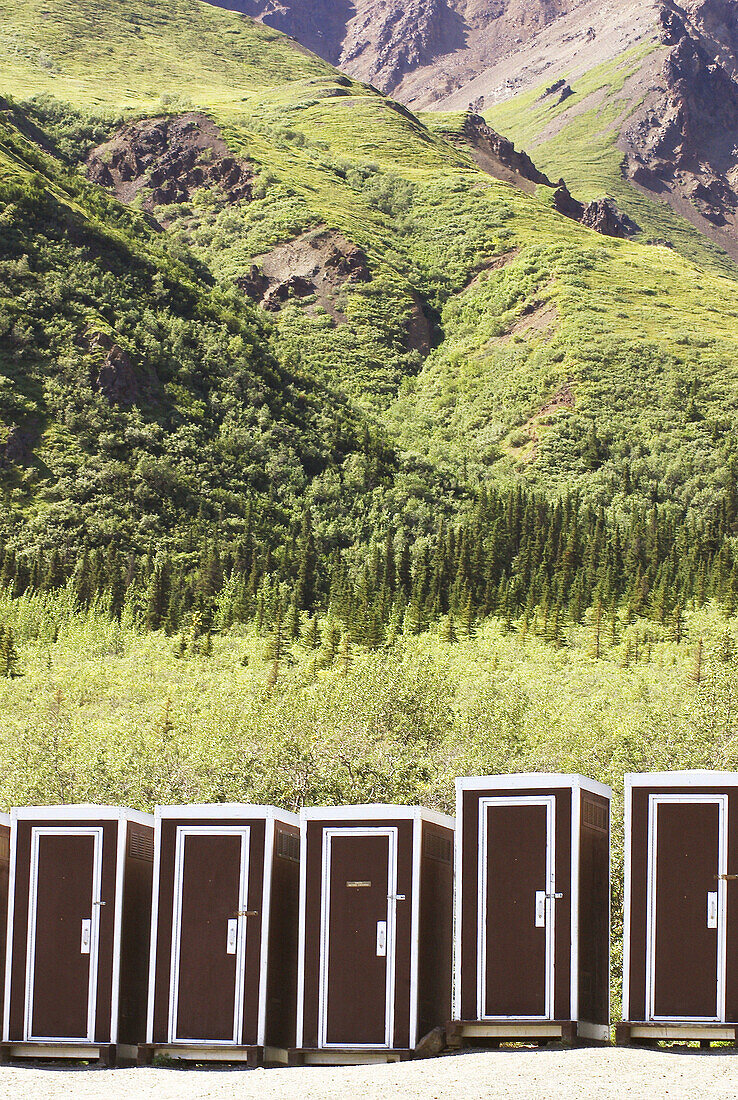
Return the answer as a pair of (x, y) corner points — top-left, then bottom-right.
(0, 626), (20, 677)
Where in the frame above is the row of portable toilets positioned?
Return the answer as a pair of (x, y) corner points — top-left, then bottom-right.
(0, 770), (734, 1066)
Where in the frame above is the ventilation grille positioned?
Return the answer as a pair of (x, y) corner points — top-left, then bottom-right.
(276, 829), (300, 863)
(0, 833), (8, 862)
(128, 827), (154, 861)
(582, 798), (608, 833)
(423, 831), (453, 864)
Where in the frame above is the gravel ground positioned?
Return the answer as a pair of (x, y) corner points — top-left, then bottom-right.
(1, 1048), (738, 1100)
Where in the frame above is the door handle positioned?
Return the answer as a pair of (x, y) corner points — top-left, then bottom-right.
(707, 891), (718, 929)
(535, 891), (546, 927)
(226, 917), (238, 954)
(387, 894), (406, 902)
(80, 918), (91, 954)
(376, 920), (387, 957)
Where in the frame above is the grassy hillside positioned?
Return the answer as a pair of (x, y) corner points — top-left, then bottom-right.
(1, 0), (738, 535)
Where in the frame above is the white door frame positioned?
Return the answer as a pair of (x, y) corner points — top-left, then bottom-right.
(646, 793), (728, 1023)
(168, 825), (251, 1045)
(318, 826), (398, 1049)
(24, 826), (104, 1043)
(478, 796), (556, 1021)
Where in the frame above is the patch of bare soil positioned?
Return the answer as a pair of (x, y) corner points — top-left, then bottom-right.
(502, 299), (559, 343)
(86, 113), (253, 223)
(507, 380), (574, 462)
(237, 227), (371, 323)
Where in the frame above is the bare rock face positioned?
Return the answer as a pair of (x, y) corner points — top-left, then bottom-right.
(86, 331), (145, 406)
(2, 426), (33, 466)
(581, 197), (638, 237)
(86, 113), (253, 222)
(622, 0), (738, 247)
(553, 180), (585, 220)
(462, 113), (554, 188)
(553, 182), (636, 237)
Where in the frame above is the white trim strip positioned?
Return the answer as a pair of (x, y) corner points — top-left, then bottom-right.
(3, 820), (18, 1042)
(257, 815), (275, 1047)
(409, 820), (422, 1049)
(452, 784), (463, 1022)
(301, 806), (454, 829)
(11, 807), (153, 827)
(622, 777), (633, 1022)
(156, 805), (298, 826)
(456, 775), (611, 800)
(295, 817), (308, 1050)
(628, 772), (738, 788)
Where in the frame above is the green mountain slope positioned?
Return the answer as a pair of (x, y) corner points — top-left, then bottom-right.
(1, 0), (738, 559)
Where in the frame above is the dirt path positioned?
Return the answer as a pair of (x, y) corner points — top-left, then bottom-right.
(1, 1048), (737, 1100)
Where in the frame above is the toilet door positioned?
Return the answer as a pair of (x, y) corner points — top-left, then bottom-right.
(24, 827), (104, 1041)
(646, 795), (727, 1022)
(478, 796), (556, 1020)
(168, 826), (251, 1043)
(319, 827), (398, 1048)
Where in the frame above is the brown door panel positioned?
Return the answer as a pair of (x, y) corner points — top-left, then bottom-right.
(174, 832), (246, 1042)
(325, 834), (390, 1046)
(653, 801), (720, 1019)
(30, 833), (96, 1040)
(484, 803), (549, 1018)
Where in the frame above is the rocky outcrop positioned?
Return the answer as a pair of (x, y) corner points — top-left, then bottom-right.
(85, 331), (151, 406)
(461, 113), (553, 188)
(621, 0), (738, 247)
(86, 113), (253, 222)
(553, 182), (637, 237)
(1, 427), (33, 466)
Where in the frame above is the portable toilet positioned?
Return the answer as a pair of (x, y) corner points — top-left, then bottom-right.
(448, 774), (611, 1047)
(143, 804), (300, 1065)
(291, 804), (455, 1063)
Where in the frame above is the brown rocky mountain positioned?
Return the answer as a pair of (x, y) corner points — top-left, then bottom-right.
(208, 0), (738, 259)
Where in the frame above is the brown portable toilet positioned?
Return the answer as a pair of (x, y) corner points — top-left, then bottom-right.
(2, 805), (154, 1065)
(448, 774), (611, 1048)
(292, 804), (455, 1064)
(0, 814), (9, 1012)
(619, 771), (738, 1046)
(143, 804), (300, 1065)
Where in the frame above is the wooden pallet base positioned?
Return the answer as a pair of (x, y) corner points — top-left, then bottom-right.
(288, 1047), (413, 1066)
(616, 1022), (738, 1048)
(137, 1044), (270, 1066)
(0, 1042), (136, 1066)
(447, 1020), (609, 1048)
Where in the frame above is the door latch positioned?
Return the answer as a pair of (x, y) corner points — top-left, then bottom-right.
(387, 894), (406, 902)
(376, 920), (387, 957)
(80, 918), (91, 955)
(715, 874), (738, 881)
(547, 892), (564, 900)
(707, 891), (718, 929)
